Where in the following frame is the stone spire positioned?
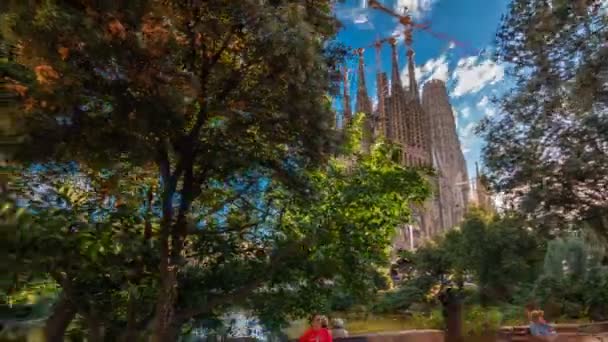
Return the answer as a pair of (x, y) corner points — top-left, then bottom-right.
(389, 38), (403, 96)
(423, 79), (470, 231)
(407, 48), (419, 101)
(342, 67), (352, 127)
(475, 162), (493, 211)
(354, 48), (373, 153)
(374, 41), (388, 139)
(355, 48), (372, 115)
(377, 72), (390, 139)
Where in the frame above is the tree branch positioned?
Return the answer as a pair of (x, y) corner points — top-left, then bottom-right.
(188, 58), (262, 142)
(174, 237), (314, 321)
(201, 26), (239, 82)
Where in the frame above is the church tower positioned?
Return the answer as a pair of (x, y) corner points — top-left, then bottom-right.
(423, 79), (470, 233)
(354, 48), (374, 153)
(342, 67), (352, 128)
(335, 39), (471, 249)
(402, 48), (432, 167)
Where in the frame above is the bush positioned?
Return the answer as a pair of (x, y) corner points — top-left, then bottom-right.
(498, 304), (526, 326)
(461, 286), (481, 306)
(563, 301), (585, 319)
(410, 310), (444, 330)
(329, 293), (356, 312)
(372, 271), (392, 291)
(584, 266), (608, 321)
(463, 306), (503, 336)
(371, 285), (426, 314)
(529, 267), (608, 321)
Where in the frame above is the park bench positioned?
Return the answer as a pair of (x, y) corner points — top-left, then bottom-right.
(497, 322), (608, 342)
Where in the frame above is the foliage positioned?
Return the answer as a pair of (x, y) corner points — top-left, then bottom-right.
(443, 209), (544, 304)
(240, 132), (430, 331)
(583, 265), (608, 320)
(480, 0), (608, 238)
(410, 310), (444, 330)
(391, 209), (542, 306)
(530, 235), (608, 321)
(371, 282), (430, 314)
(462, 306), (503, 336)
(1, 0), (359, 339)
(5, 120), (430, 340)
(409, 305), (504, 336)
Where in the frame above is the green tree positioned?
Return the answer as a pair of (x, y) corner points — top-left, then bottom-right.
(534, 234), (608, 320)
(442, 209), (543, 305)
(4, 163), (161, 341)
(5, 117), (430, 340)
(480, 0), (608, 238)
(2, 0), (345, 339)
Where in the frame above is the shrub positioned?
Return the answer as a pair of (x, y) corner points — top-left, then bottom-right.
(461, 286), (481, 306)
(463, 306), (503, 336)
(371, 285), (426, 314)
(498, 304), (526, 326)
(410, 310), (444, 330)
(584, 266), (608, 321)
(329, 293), (356, 312)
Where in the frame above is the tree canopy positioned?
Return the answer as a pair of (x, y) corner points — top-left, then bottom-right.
(479, 0), (608, 238)
(2, 2), (432, 334)
(2, 0), (350, 339)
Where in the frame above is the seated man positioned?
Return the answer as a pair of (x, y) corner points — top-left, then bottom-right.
(529, 310), (558, 341)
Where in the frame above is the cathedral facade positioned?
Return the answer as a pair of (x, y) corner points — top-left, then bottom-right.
(340, 41), (470, 250)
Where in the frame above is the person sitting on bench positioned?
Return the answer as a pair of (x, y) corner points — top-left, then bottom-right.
(529, 310), (557, 341)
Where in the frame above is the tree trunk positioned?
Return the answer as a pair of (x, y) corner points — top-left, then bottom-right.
(87, 312), (104, 342)
(445, 301), (463, 342)
(441, 289), (463, 342)
(166, 319), (184, 341)
(122, 286), (139, 342)
(44, 292), (77, 342)
(151, 264), (178, 342)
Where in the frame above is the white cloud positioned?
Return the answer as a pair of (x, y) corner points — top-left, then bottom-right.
(452, 57), (504, 97)
(334, 3), (375, 29)
(458, 122), (477, 155)
(421, 54), (449, 82)
(394, 0), (439, 19)
(448, 41), (456, 50)
(477, 95), (497, 117)
(354, 14), (370, 24)
(461, 107), (471, 119)
(478, 95), (489, 108)
(400, 54), (449, 88)
(484, 107), (496, 117)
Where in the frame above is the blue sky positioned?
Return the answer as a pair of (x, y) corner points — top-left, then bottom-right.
(333, 0), (511, 178)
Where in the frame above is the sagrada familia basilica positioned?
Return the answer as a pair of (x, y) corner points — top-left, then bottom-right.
(337, 38), (492, 250)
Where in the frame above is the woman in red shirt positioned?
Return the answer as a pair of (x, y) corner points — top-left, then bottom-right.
(299, 315), (333, 342)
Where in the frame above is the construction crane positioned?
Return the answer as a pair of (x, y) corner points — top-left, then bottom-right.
(337, 0), (478, 88)
(367, 0), (479, 56)
(336, 1), (478, 120)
